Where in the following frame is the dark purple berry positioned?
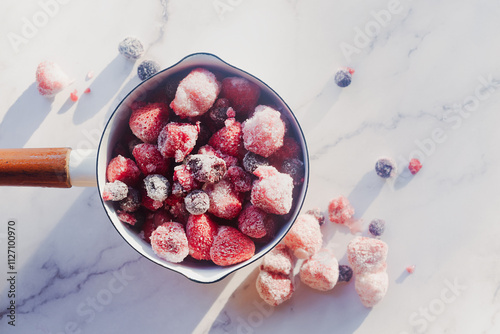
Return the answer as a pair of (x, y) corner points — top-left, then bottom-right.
(242, 151), (269, 173)
(137, 60), (161, 81)
(186, 154), (227, 183)
(375, 157), (397, 178)
(369, 219), (386, 237)
(334, 69), (352, 88)
(338, 265), (353, 282)
(119, 187), (141, 212)
(281, 158), (304, 185)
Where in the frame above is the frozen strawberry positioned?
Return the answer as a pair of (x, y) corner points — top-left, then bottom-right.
(283, 213), (322, 259)
(129, 102), (169, 143)
(242, 105), (285, 158)
(186, 214), (219, 260)
(198, 145), (238, 168)
(409, 158), (422, 175)
(172, 164), (199, 196)
(158, 122), (200, 162)
(299, 248), (339, 291)
(203, 179), (242, 219)
(328, 196), (355, 226)
(117, 210), (138, 226)
(355, 271), (389, 308)
(186, 154), (227, 183)
(347, 237), (388, 275)
(165, 195), (190, 224)
(153, 208), (174, 226)
(260, 244), (294, 276)
(132, 143), (170, 176)
(238, 204), (271, 239)
(208, 118), (243, 157)
(305, 207), (325, 225)
(119, 187), (141, 212)
(225, 166), (252, 193)
(220, 77), (260, 115)
(106, 155), (141, 186)
(270, 137), (301, 166)
(141, 214), (158, 243)
(256, 270), (294, 306)
(251, 166), (293, 215)
(140, 187), (163, 211)
(151, 222), (189, 263)
(36, 61), (70, 97)
(210, 226), (255, 266)
(170, 68), (221, 118)
(184, 190), (210, 215)
(102, 180), (128, 201)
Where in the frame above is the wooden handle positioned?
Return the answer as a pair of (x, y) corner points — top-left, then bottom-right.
(0, 148), (72, 188)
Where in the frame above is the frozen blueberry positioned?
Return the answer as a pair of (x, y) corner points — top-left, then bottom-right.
(375, 157), (397, 178)
(184, 190), (210, 215)
(369, 219), (386, 237)
(119, 187), (141, 212)
(242, 151), (269, 173)
(338, 265), (353, 282)
(281, 158), (304, 185)
(306, 207), (325, 225)
(143, 174), (170, 202)
(118, 37), (144, 60)
(137, 60), (161, 81)
(334, 68), (353, 88)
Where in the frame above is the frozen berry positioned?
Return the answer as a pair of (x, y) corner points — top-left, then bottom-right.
(151, 222), (189, 263)
(119, 187), (141, 212)
(375, 157), (397, 178)
(281, 158), (304, 185)
(102, 180), (128, 201)
(256, 270), (294, 306)
(334, 67), (354, 88)
(70, 90), (78, 102)
(300, 248), (339, 291)
(347, 236), (388, 275)
(106, 155), (141, 186)
(328, 196), (355, 226)
(137, 60), (161, 81)
(369, 219), (386, 237)
(186, 214), (218, 260)
(251, 166), (293, 215)
(158, 122), (200, 162)
(260, 244), (294, 276)
(165, 195), (190, 224)
(210, 226), (255, 266)
(225, 166), (252, 193)
(129, 102), (169, 143)
(203, 179), (242, 219)
(208, 98), (232, 128)
(208, 118), (243, 157)
(118, 37), (144, 60)
(355, 271), (388, 308)
(198, 145), (239, 168)
(238, 205), (270, 239)
(36, 61), (70, 97)
(170, 68), (221, 118)
(184, 190), (210, 215)
(242, 151), (269, 173)
(338, 265), (353, 283)
(409, 158), (422, 175)
(117, 210), (138, 225)
(242, 105), (285, 158)
(186, 154), (227, 183)
(270, 137), (301, 166)
(141, 186), (164, 211)
(306, 207), (325, 225)
(283, 214), (322, 259)
(141, 214), (159, 243)
(172, 164), (199, 196)
(132, 143), (170, 175)
(143, 174), (170, 202)
(220, 77), (260, 115)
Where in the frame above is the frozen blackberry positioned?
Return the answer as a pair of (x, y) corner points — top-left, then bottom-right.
(375, 157), (397, 178)
(281, 158), (304, 185)
(369, 219), (386, 237)
(186, 154), (227, 183)
(143, 174), (170, 202)
(242, 151), (269, 173)
(306, 207), (325, 225)
(184, 190), (210, 215)
(119, 187), (141, 212)
(334, 67), (354, 88)
(137, 60), (161, 81)
(338, 265), (353, 282)
(118, 37), (144, 60)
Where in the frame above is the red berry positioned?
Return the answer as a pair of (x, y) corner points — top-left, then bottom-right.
(70, 90), (78, 102)
(106, 155), (141, 186)
(172, 164), (200, 196)
(151, 222), (189, 263)
(225, 166), (252, 193)
(84, 88), (91, 94)
(165, 195), (190, 225)
(203, 179), (242, 220)
(129, 102), (169, 143)
(186, 214), (219, 260)
(140, 187), (163, 211)
(408, 159), (422, 175)
(210, 226), (255, 266)
(117, 210), (138, 226)
(208, 118), (243, 157)
(270, 137), (301, 166)
(158, 122), (200, 162)
(238, 205), (271, 239)
(220, 77), (260, 116)
(36, 61), (69, 97)
(132, 143), (169, 176)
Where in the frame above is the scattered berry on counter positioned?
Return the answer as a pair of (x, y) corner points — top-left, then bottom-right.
(102, 180), (128, 201)
(118, 37), (144, 60)
(184, 190), (210, 215)
(242, 105), (285, 158)
(368, 219), (386, 237)
(137, 60), (160, 81)
(334, 67), (354, 88)
(84, 88), (91, 94)
(242, 151), (269, 173)
(375, 157), (397, 179)
(70, 89), (78, 102)
(256, 270), (294, 306)
(151, 222), (189, 263)
(338, 265), (353, 283)
(220, 77), (260, 116)
(251, 166), (294, 215)
(355, 271), (388, 308)
(300, 248), (339, 291)
(210, 226), (255, 266)
(408, 158), (422, 175)
(129, 102), (169, 143)
(260, 244), (294, 276)
(106, 155), (141, 186)
(86, 70), (94, 80)
(158, 122), (200, 162)
(143, 174), (170, 202)
(406, 265), (416, 274)
(305, 207), (325, 225)
(186, 213), (218, 260)
(36, 61), (70, 97)
(283, 213), (322, 259)
(328, 196), (355, 226)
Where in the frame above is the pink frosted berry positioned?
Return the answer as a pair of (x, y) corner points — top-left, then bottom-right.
(299, 248), (339, 291)
(158, 122), (200, 162)
(328, 196), (355, 225)
(221, 77), (260, 115)
(172, 164), (199, 196)
(347, 236), (388, 275)
(283, 214), (322, 259)
(260, 244), (294, 276)
(251, 166), (293, 215)
(106, 155), (141, 186)
(225, 166), (252, 193)
(355, 271), (389, 307)
(256, 270), (294, 306)
(203, 179), (242, 219)
(102, 180), (128, 201)
(238, 204), (273, 239)
(409, 159), (422, 175)
(132, 143), (169, 176)
(129, 102), (169, 143)
(150, 222), (189, 263)
(117, 210), (138, 226)
(186, 154), (227, 183)
(186, 214), (219, 260)
(406, 265), (416, 274)
(242, 105), (285, 158)
(198, 145), (238, 168)
(36, 61), (70, 97)
(208, 118), (243, 157)
(210, 226), (255, 266)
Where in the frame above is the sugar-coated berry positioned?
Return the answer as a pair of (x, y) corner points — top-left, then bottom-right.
(238, 205), (270, 239)
(102, 180), (128, 201)
(409, 158), (422, 175)
(283, 214), (322, 259)
(172, 164), (199, 196)
(220, 77), (260, 115)
(158, 122), (200, 162)
(129, 102), (169, 143)
(375, 157), (397, 178)
(208, 98), (232, 128)
(119, 187), (141, 212)
(256, 270), (294, 306)
(260, 244), (294, 276)
(141, 214), (158, 243)
(143, 174), (170, 202)
(328, 195), (354, 225)
(118, 37), (144, 60)
(338, 265), (353, 283)
(281, 158), (304, 185)
(184, 190), (210, 215)
(300, 248), (339, 291)
(186, 154), (227, 183)
(117, 210), (138, 225)
(208, 118), (243, 157)
(106, 155), (141, 186)
(198, 145), (239, 168)
(137, 60), (161, 81)
(132, 143), (169, 176)
(210, 226), (255, 266)
(165, 195), (190, 224)
(251, 166), (293, 215)
(84, 88), (91, 94)
(36, 61), (70, 97)
(306, 207), (325, 225)
(203, 179), (242, 219)
(355, 271), (388, 308)
(334, 67), (354, 88)
(347, 237), (388, 275)
(242, 105), (285, 158)
(369, 219), (386, 237)
(150, 222), (189, 263)
(225, 166), (252, 193)
(186, 214), (218, 260)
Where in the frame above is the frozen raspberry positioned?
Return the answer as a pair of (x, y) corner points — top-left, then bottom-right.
(242, 151), (269, 173)
(406, 265), (416, 274)
(170, 68), (221, 118)
(140, 187), (163, 211)
(186, 214), (218, 260)
(251, 166), (293, 215)
(106, 155), (141, 186)
(355, 271), (388, 307)
(238, 205), (271, 239)
(270, 137), (301, 166)
(172, 165), (199, 196)
(260, 244), (294, 276)
(375, 157), (397, 178)
(300, 248), (339, 291)
(369, 219), (386, 237)
(210, 226), (255, 266)
(118, 37), (144, 60)
(143, 174), (170, 202)
(338, 265), (353, 283)
(409, 158), (422, 175)
(137, 60), (160, 81)
(132, 143), (170, 176)
(306, 207), (325, 225)
(186, 154), (227, 183)
(334, 67), (354, 88)
(198, 145), (238, 168)
(102, 180), (128, 201)
(208, 98), (232, 128)
(281, 158), (305, 185)
(347, 237), (388, 275)
(256, 270), (294, 306)
(165, 195), (190, 224)
(220, 77), (260, 115)
(225, 166), (252, 193)
(328, 196), (355, 225)
(208, 118), (243, 157)
(151, 222), (189, 263)
(242, 105), (285, 158)
(158, 122), (200, 162)
(283, 214), (322, 259)
(117, 210), (138, 225)
(203, 179), (242, 219)
(129, 102), (169, 143)
(184, 190), (210, 215)
(36, 61), (70, 97)
(119, 187), (141, 212)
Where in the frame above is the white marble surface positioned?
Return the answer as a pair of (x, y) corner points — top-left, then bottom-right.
(1, 0), (500, 333)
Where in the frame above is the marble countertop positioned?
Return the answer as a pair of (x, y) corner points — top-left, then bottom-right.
(1, 0), (500, 333)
